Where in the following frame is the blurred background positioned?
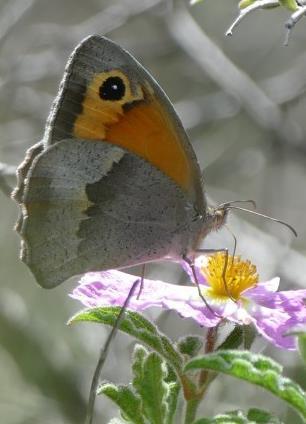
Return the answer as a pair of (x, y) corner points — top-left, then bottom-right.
(0, 0), (306, 422)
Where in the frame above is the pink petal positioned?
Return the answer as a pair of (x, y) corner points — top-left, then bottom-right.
(242, 277), (280, 303)
(70, 270), (306, 351)
(250, 306), (299, 350)
(180, 256), (208, 286)
(71, 270), (223, 327)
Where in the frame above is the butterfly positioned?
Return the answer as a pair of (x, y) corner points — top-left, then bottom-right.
(12, 35), (228, 288)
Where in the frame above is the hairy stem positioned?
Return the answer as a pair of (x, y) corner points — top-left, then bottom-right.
(85, 279), (140, 424)
(184, 399), (201, 424)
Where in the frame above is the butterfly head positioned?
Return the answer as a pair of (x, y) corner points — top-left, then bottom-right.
(202, 204), (229, 237)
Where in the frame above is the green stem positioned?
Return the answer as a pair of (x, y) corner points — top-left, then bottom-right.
(84, 280), (140, 424)
(184, 398), (201, 424)
(183, 326), (221, 423)
(199, 326), (219, 387)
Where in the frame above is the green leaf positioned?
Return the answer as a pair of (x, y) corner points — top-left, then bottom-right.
(132, 344), (148, 394)
(108, 419), (127, 424)
(165, 381), (180, 424)
(69, 307), (183, 374)
(177, 335), (203, 358)
(190, 0), (204, 5)
(217, 324), (256, 351)
(284, 327), (306, 365)
(193, 411), (248, 423)
(298, 333), (306, 364)
(98, 383), (144, 424)
(136, 351), (168, 424)
(243, 325), (257, 350)
(239, 0), (257, 9)
(132, 345), (180, 424)
(279, 0), (298, 11)
(247, 407), (285, 423)
(193, 408), (284, 423)
(239, 0), (280, 9)
(217, 326), (243, 350)
(184, 350), (306, 420)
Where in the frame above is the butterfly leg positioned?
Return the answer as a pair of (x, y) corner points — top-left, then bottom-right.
(183, 254), (222, 318)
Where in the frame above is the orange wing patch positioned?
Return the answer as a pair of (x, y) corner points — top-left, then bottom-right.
(74, 70), (194, 193)
(73, 70), (143, 140)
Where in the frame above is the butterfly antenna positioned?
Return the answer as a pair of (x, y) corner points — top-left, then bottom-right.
(218, 199), (257, 210)
(227, 205), (297, 237)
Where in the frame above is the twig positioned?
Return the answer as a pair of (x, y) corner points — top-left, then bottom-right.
(85, 279), (140, 424)
(225, 0), (306, 46)
(30, 0), (164, 45)
(0, 0), (34, 46)
(284, 5), (306, 45)
(226, 0), (279, 36)
(168, 8), (303, 150)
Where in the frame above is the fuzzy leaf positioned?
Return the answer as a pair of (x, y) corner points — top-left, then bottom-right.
(98, 383), (144, 424)
(69, 307), (183, 374)
(132, 344), (148, 394)
(177, 335), (203, 358)
(217, 324), (256, 351)
(185, 350), (306, 420)
(136, 351), (168, 424)
(165, 381), (180, 424)
(217, 326), (243, 350)
(279, 0), (298, 11)
(132, 345), (180, 424)
(242, 325), (257, 350)
(193, 408), (284, 423)
(247, 407), (284, 422)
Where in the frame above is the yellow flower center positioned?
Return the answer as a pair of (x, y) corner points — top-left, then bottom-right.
(200, 253), (259, 300)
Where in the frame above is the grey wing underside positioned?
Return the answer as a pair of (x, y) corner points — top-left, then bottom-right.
(13, 139), (196, 288)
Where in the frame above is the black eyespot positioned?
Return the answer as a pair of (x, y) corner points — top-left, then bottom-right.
(99, 76), (126, 101)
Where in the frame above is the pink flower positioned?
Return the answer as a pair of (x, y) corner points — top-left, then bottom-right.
(70, 254), (306, 350)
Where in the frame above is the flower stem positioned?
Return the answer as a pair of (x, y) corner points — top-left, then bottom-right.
(84, 279), (140, 424)
(184, 399), (201, 424)
(183, 327), (220, 423)
(199, 326), (219, 387)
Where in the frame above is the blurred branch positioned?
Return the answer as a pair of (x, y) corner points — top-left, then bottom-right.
(30, 0), (164, 45)
(226, 0), (279, 37)
(0, 0), (34, 46)
(261, 55), (306, 104)
(168, 8), (305, 152)
(0, 162), (15, 197)
(176, 53), (306, 131)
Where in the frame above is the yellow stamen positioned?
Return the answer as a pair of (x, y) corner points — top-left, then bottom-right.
(200, 253), (258, 300)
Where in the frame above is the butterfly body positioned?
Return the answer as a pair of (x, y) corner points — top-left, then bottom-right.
(13, 35), (226, 288)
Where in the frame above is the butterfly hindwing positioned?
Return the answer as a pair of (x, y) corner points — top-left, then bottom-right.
(15, 139), (199, 288)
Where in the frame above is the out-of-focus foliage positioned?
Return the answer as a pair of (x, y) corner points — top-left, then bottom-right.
(1, 0), (306, 423)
